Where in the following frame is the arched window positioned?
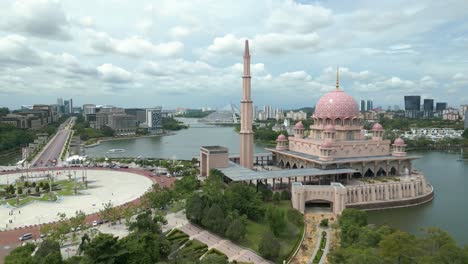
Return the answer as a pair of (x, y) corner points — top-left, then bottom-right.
(326, 118), (331, 125)
(344, 119), (350, 126)
(346, 131), (354, 140)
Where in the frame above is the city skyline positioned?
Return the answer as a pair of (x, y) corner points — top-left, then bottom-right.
(0, 0), (467, 109)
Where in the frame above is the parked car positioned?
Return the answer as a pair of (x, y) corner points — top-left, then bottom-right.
(19, 233), (33, 241)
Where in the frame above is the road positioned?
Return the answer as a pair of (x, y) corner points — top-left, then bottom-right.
(32, 117), (75, 167)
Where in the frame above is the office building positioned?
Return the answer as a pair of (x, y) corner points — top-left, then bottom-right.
(366, 100), (373, 111)
(436, 102), (447, 112)
(423, 99), (434, 118)
(404, 96), (421, 118)
(108, 114), (137, 135)
(146, 107), (163, 134)
(360, 100), (366, 112)
(125, 108), (147, 124)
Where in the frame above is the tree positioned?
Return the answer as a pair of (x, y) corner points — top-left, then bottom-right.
(379, 231), (421, 264)
(173, 175), (198, 199)
(280, 190), (291, 200)
(225, 182), (264, 221)
(200, 254), (228, 264)
(118, 232), (171, 263)
(4, 243), (35, 264)
(101, 126), (115, 137)
(265, 206), (286, 236)
(320, 218), (329, 228)
(225, 218), (246, 242)
(287, 208), (304, 227)
(145, 184), (172, 209)
(35, 239), (62, 260)
(272, 192), (281, 204)
(462, 128), (468, 139)
(186, 194), (205, 224)
(259, 231), (280, 260)
(129, 211), (165, 234)
(202, 204), (226, 235)
(81, 233), (124, 263)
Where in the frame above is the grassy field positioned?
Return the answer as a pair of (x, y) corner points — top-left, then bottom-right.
(239, 201), (303, 263)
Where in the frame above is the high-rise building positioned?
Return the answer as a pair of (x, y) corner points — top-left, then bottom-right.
(436, 102), (447, 112)
(360, 100), (366, 112)
(57, 98), (63, 106)
(366, 100), (373, 111)
(83, 104), (96, 121)
(146, 107), (163, 134)
(404, 96), (421, 118)
(125, 108), (147, 124)
(423, 99), (434, 118)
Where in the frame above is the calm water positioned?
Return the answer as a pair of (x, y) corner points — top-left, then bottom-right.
(75, 118), (468, 245)
(368, 151), (467, 245)
(84, 118), (267, 160)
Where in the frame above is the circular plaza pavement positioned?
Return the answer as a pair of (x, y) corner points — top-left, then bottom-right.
(0, 169), (153, 230)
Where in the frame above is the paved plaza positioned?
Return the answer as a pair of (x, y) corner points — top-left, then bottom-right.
(0, 169), (153, 230)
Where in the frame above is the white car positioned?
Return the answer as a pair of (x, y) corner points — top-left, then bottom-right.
(93, 220), (98, 227)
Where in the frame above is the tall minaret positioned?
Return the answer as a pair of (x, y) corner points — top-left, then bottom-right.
(240, 40), (254, 169)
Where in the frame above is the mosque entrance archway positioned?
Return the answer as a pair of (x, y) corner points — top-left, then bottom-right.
(389, 167), (397, 176)
(376, 168), (387, 176)
(305, 199), (333, 212)
(292, 164), (298, 169)
(285, 162), (291, 169)
(278, 160), (284, 168)
(364, 168), (374, 177)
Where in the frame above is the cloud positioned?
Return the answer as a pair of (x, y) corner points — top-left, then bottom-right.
(97, 64), (132, 83)
(267, 0), (333, 33)
(170, 26), (192, 39)
(143, 59), (214, 76)
(78, 16), (95, 28)
(205, 32), (320, 57)
(87, 31), (184, 57)
(0, 34), (41, 66)
(1, 0), (70, 40)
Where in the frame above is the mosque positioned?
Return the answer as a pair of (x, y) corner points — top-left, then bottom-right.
(199, 40), (434, 215)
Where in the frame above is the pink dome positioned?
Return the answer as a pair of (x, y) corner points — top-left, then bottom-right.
(393, 138), (406, 146)
(372, 123), (383, 131)
(277, 134), (287, 141)
(294, 121), (304, 129)
(324, 125), (335, 132)
(320, 141), (333, 149)
(314, 90), (359, 118)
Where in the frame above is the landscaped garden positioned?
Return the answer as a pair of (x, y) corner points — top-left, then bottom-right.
(185, 169), (305, 263)
(0, 177), (87, 207)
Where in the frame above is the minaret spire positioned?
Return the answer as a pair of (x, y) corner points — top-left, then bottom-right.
(240, 39), (254, 169)
(336, 66), (340, 90)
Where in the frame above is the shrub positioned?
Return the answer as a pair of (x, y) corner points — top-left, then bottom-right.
(320, 218), (329, 228)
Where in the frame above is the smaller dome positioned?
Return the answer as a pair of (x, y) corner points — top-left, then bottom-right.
(393, 138), (406, 146)
(372, 123), (383, 131)
(277, 134), (287, 141)
(320, 141), (333, 149)
(324, 125), (335, 132)
(294, 121), (304, 129)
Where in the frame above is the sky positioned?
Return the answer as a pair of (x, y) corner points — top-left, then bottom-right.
(0, 0), (467, 110)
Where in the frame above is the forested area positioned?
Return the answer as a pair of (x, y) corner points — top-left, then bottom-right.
(329, 209), (468, 264)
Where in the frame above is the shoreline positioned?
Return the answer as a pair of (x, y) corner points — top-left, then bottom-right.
(83, 131), (176, 148)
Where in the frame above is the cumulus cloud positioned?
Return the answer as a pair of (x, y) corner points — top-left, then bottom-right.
(97, 64), (133, 83)
(0, 34), (41, 66)
(267, 0), (332, 33)
(205, 32), (320, 57)
(1, 0), (70, 40)
(143, 59), (214, 76)
(87, 31), (184, 57)
(170, 26), (192, 39)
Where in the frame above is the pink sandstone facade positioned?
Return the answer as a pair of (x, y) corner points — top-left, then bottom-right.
(270, 70), (433, 214)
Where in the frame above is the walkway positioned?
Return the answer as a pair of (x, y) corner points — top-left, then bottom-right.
(179, 222), (272, 264)
(309, 227), (330, 264)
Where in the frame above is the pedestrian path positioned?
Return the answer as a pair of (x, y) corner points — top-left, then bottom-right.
(309, 227), (330, 264)
(179, 222), (272, 264)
